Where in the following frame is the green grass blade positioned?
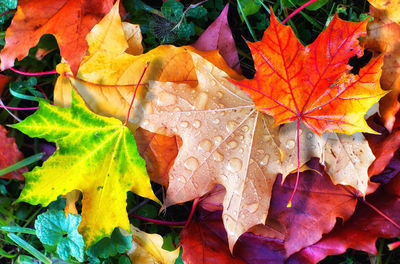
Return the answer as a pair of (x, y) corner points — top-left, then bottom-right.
(7, 233), (51, 264)
(0, 152), (44, 177)
(0, 226), (37, 235)
(236, 0), (258, 41)
(0, 247), (17, 258)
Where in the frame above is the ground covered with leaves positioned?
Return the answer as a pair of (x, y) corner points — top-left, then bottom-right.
(1, 0), (400, 263)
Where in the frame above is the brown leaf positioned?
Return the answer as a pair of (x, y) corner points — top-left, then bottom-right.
(365, 7), (400, 131)
(142, 53), (282, 251)
(0, 125), (26, 180)
(0, 74), (11, 95)
(0, 0), (114, 73)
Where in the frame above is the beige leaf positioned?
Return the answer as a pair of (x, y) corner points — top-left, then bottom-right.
(141, 52), (282, 251)
(128, 225), (180, 264)
(280, 122), (374, 195)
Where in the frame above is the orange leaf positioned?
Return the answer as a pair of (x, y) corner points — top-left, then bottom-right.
(230, 13), (386, 135)
(0, 0), (113, 74)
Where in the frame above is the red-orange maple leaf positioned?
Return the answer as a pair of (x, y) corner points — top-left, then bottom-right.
(0, 0), (114, 74)
(230, 13), (386, 136)
(0, 125), (26, 180)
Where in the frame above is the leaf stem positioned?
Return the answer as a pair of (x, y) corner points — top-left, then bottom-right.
(179, 198), (199, 237)
(361, 198), (400, 230)
(0, 105), (38, 111)
(124, 62), (149, 126)
(287, 118), (300, 207)
(9, 67), (58, 76)
(281, 0), (319, 24)
(129, 213), (186, 226)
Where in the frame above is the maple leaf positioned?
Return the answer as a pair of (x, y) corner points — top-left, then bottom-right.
(279, 122), (375, 194)
(365, 7), (400, 131)
(12, 90), (159, 247)
(127, 225), (180, 264)
(197, 160), (358, 257)
(54, 1), (241, 129)
(180, 209), (286, 263)
(0, 125), (27, 180)
(141, 53), (282, 251)
(193, 4), (241, 73)
(0, 0), (114, 73)
(288, 187), (400, 263)
(230, 12), (386, 136)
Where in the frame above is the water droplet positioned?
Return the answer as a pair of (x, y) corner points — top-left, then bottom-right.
(193, 182), (199, 189)
(239, 148), (244, 153)
(217, 91), (223, 99)
(239, 135), (244, 140)
(195, 93), (208, 110)
(180, 121), (189, 128)
(307, 133), (313, 139)
(228, 158), (242, 172)
(214, 136), (223, 144)
(157, 92), (177, 106)
(193, 120), (201, 128)
(298, 129), (303, 136)
(260, 154), (270, 165)
(247, 202), (259, 213)
(226, 121), (237, 132)
(213, 118), (220, 124)
(353, 156), (360, 163)
(142, 119), (150, 126)
(286, 140), (295, 149)
(199, 139), (212, 152)
(184, 157), (199, 171)
(242, 125), (249, 132)
(213, 151), (224, 162)
(228, 140), (238, 149)
(263, 135), (272, 142)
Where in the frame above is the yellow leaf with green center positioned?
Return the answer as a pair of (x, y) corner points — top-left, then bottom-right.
(12, 90), (160, 247)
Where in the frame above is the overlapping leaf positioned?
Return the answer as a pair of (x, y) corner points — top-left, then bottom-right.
(365, 7), (400, 131)
(13, 90), (159, 247)
(231, 12), (386, 135)
(142, 53), (282, 251)
(0, 0), (114, 73)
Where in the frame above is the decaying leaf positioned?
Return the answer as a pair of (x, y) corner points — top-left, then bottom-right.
(12, 91), (159, 247)
(141, 53), (282, 251)
(128, 225), (180, 264)
(231, 12), (386, 135)
(365, 7), (400, 131)
(0, 0), (114, 73)
(0, 125), (26, 180)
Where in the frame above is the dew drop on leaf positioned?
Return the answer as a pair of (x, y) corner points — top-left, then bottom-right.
(184, 157), (199, 171)
(213, 151), (224, 162)
(193, 120), (201, 128)
(228, 158), (242, 172)
(199, 139), (212, 152)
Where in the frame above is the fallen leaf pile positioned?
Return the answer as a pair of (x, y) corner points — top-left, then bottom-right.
(2, 0), (400, 263)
